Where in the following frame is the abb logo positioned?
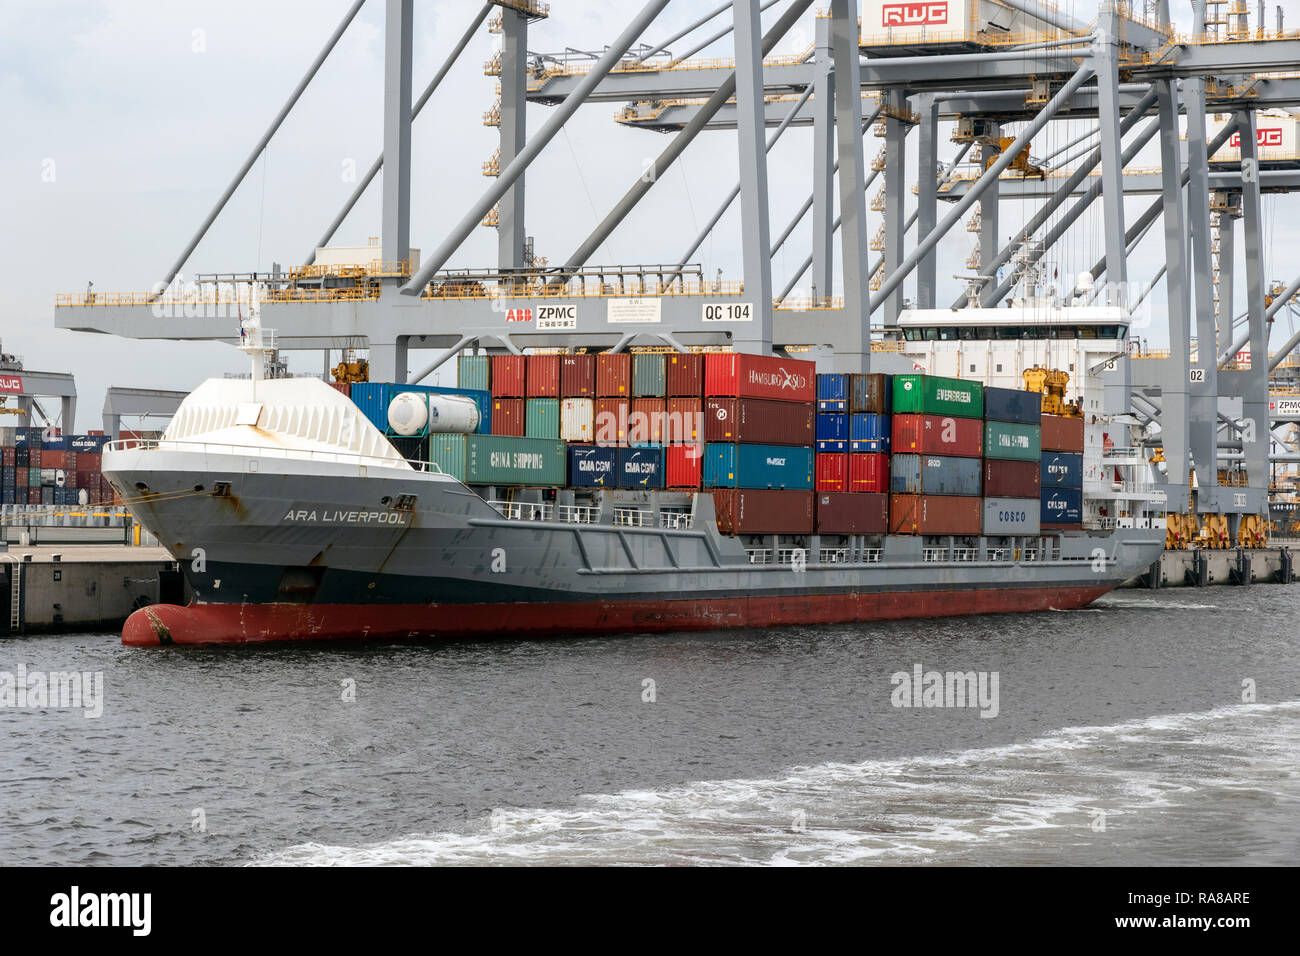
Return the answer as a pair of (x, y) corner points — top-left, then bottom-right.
(504, 308), (532, 323)
(881, 2), (948, 26)
(1228, 128), (1284, 148)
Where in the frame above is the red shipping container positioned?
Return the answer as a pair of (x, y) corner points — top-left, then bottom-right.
(330, 382), (352, 398)
(491, 355), (526, 397)
(891, 413), (983, 457)
(78, 452), (102, 471)
(713, 489), (814, 535)
(594, 398), (630, 447)
(42, 450), (67, 469)
(982, 459), (1041, 498)
(560, 354), (596, 397)
(1, 447), (14, 465)
(848, 453), (889, 493)
(15, 467), (28, 486)
(629, 398), (666, 445)
(665, 398), (702, 444)
(1041, 414), (1085, 452)
(490, 398), (525, 436)
(815, 453), (847, 491)
(889, 494), (982, 535)
(29, 450), (43, 468)
(525, 354), (561, 397)
(703, 397), (814, 446)
(703, 353), (815, 403)
(665, 352), (704, 396)
(815, 492), (888, 534)
(665, 443), (702, 487)
(28, 488), (41, 504)
(596, 353), (631, 397)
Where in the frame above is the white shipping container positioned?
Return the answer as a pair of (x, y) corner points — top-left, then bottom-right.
(560, 398), (595, 442)
(982, 497), (1041, 535)
(1208, 114), (1300, 163)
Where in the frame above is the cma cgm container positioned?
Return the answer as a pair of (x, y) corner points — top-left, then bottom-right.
(892, 374), (983, 419)
(617, 447), (664, 489)
(1041, 487), (1083, 526)
(982, 498), (1041, 535)
(890, 454), (982, 496)
(849, 373), (891, 414)
(561, 354), (596, 397)
(891, 413), (982, 457)
(467, 435), (566, 486)
(491, 398), (525, 437)
(1041, 414), (1085, 452)
(713, 489), (814, 535)
(491, 355), (526, 398)
(704, 397), (814, 446)
(815, 453), (847, 492)
(815, 492), (888, 534)
(665, 352), (704, 396)
(596, 353), (631, 397)
(665, 398), (701, 444)
(982, 386), (1042, 425)
(525, 398), (560, 439)
(458, 354), (491, 393)
(629, 398), (666, 445)
(704, 353), (815, 403)
(526, 354), (561, 398)
(848, 453), (888, 493)
(1041, 452), (1084, 489)
(984, 421), (1042, 461)
(982, 459), (1041, 498)
(560, 398), (595, 442)
(889, 495), (982, 536)
(703, 443), (813, 490)
(568, 445), (617, 488)
(427, 434), (468, 482)
(594, 398), (630, 446)
(631, 353), (667, 397)
(817, 373), (849, 411)
(849, 413), (890, 453)
(665, 443), (702, 488)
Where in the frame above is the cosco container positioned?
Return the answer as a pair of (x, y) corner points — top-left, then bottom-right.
(665, 398), (701, 443)
(491, 398), (525, 437)
(981, 498), (1041, 535)
(596, 352), (631, 397)
(889, 494), (982, 536)
(560, 354), (596, 397)
(891, 413), (982, 457)
(849, 373), (892, 414)
(816, 414), (847, 444)
(891, 374), (983, 418)
(890, 454), (982, 496)
(704, 398), (814, 446)
(617, 447), (665, 489)
(1041, 487), (1083, 526)
(631, 353), (667, 397)
(525, 398), (560, 439)
(702, 443), (813, 489)
(849, 413), (890, 453)
(491, 355), (526, 397)
(1040, 452), (1084, 489)
(848, 452), (888, 493)
(594, 398), (629, 446)
(665, 352), (704, 396)
(427, 434), (468, 482)
(982, 459), (1041, 498)
(567, 444), (617, 488)
(526, 354), (561, 398)
(983, 386), (1041, 425)
(42, 436), (68, 451)
(629, 398), (666, 445)
(983, 421), (1042, 461)
(458, 354), (491, 393)
(665, 443), (702, 488)
(815, 453), (847, 492)
(466, 435), (567, 486)
(1041, 414), (1085, 452)
(817, 373), (849, 411)
(814, 492), (888, 534)
(703, 353), (816, 403)
(713, 489), (814, 535)
(560, 398), (595, 442)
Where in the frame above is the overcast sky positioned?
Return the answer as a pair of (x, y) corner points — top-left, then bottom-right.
(3, 0), (1298, 430)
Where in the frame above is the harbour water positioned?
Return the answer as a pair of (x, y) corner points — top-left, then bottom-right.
(1, 588), (1296, 866)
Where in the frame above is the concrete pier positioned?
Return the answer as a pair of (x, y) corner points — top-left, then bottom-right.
(1122, 546), (1296, 589)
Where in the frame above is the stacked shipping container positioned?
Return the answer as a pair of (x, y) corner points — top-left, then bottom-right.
(0, 429), (113, 506)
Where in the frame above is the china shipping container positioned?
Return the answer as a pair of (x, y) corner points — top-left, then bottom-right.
(891, 374), (983, 418)
(703, 353), (816, 403)
(491, 398), (526, 437)
(631, 353), (667, 397)
(849, 413), (890, 453)
(560, 398), (595, 442)
(817, 373), (849, 411)
(889, 494), (982, 535)
(983, 386), (1042, 425)
(596, 352), (631, 397)
(1040, 452), (1084, 489)
(982, 498), (1042, 535)
(525, 398), (560, 439)
(329, 382), (352, 399)
(891, 413), (982, 457)
(815, 491), (888, 534)
(1041, 487), (1083, 525)
(890, 454), (982, 496)
(665, 397), (701, 443)
(849, 373), (892, 414)
(1041, 413), (1085, 452)
(815, 453), (847, 492)
(982, 458), (1041, 498)
(665, 443), (702, 487)
(466, 435), (567, 486)
(629, 398), (666, 445)
(702, 443), (813, 490)
(491, 355), (526, 397)
(560, 354), (595, 397)
(665, 352), (704, 396)
(568, 444), (617, 488)
(984, 421), (1042, 461)
(815, 414), (847, 444)
(458, 354), (491, 393)
(848, 453), (889, 493)
(428, 434), (468, 482)
(713, 489), (814, 535)
(704, 397), (814, 446)
(525, 354), (561, 398)
(594, 398), (630, 446)
(617, 446), (665, 489)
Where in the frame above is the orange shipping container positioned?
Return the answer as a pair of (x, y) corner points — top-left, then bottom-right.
(629, 398), (666, 445)
(665, 398), (701, 444)
(1041, 413), (1085, 452)
(665, 352), (704, 396)
(596, 353), (631, 397)
(526, 354), (561, 397)
(889, 494), (982, 535)
(491, 398), (525, 436)
(491, 355), (526, 397)
(594, 398), (630, 446)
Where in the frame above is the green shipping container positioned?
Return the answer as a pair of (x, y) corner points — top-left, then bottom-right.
(467, 435), (567, 486)
(428, 433), (468, 482)
(983, 421), (1042, 461)
(525, 398), (560, 439)
(631, 353), (667, 397)
(891, 374), (984, 419)
(458, 354), (490, 393)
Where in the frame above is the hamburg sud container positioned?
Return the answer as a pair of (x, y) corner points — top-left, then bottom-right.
(561, 354), (596, 397)
(849, 373), (891, 414)
(983, 459), (1040, 498)
(467, 435), (566, 486)
(568, 445), (617, 488)
(984, 421), (1042, 461)
(889, 495), (982, 536)
(713, 489), (814, 535)
(1041, 487), (1084, 527)
(1041, 413), (1085, 452)
(891, 413), (982, 457)
(817, 373), (848, 411)
(815, 413), (848, 451)
(892, 374), (983, 419)
(704, 353), (816, 403)
(491, 398), (525, 437)
(849, 413), (889, 453)
(665, 352), (704, 396)
(890, 454), (982, 496)
(596, 353), (631, 397)
(816, 491), (888, 534)
(617, 447), (664, 489)
(815, 453), (847, 491)
(526, 354), (561, 398)
(982, 498), (1041, 535)
(982, 386), (1041, 425)
(491, 355), (526, 398)
(631, 353), (667, 397)
(1040, 452), (1084, 489)
(704, 398), (814, 445)
(703, 443), (813, 489)
(849, 453), (888, 492)
(665, 444), (702, 488)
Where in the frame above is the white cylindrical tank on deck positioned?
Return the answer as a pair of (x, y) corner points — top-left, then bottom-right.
(426, 394), (481, 433)
(388, 392), (430, 436)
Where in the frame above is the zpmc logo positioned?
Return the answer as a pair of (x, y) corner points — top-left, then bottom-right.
(881, 2), (948, 26)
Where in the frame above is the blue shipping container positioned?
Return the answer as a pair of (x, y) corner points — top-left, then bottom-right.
(617, 447), (664, 489)
(1040, 452), (1084, 489)
(70, 435), (110, 453)
(816, 414), (847, 442)
(1041, 487), (1083, 524)
(352, 382), (493, 435)
(816, 439), (847, 453)
(349, 383), (391, 432)
(568, 445), (617, 487)
(890, 453), (982, 496)
(849, 412), (890, 453)
(42, 436), (68, 451)
(817, 373), (848, 412)
(702, 443), (813, 489)
(983, 386), (1042, 425)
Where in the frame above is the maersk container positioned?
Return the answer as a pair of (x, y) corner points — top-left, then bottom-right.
(816, 413), (847, 443)
(849, 413), (890, 453)
(982, 459), (1041, 498)
(632, 353), (667, 397)
(984, 421), (1042, 461)
(560, 354), (596, 397)
(526, 354), (561, 398)
(491, 398), (525, 437)
(491, 355), (526, 397)
(815, 492), (888, 534)
(983, 386), (1041, 425)
(702, 443), (813, 490)
(849, 373), (891, 414)
(713, 489), (814, 535)
(889, 494), (982, 536)
(1041, 487), (1083, 525)
(817, 373), (849, 411)
(665, 352), (704, 396)
(525, 398), (560, 439)
(428, 434), (468, 482)
(890, 454), (982, 497)
(665, 397), (701, 444)
(560, 398), (595, 442)
(704, 397), (814, 446)
(467, 435), (567, 486)
(892, 374), (983, 419)
(815, 453), (847, 492)
(703, 353), (816, 403)
(665, 443), (702, 488)
(629, 398), (666, 445)
(891, 413), (982, 457)
(982, 498), (1041, 535)
(349, 382), (390, 431)
(1042, 413), (1085, 452)
(617, 446), (665, 489)
(458, 354), (490, 393)
(848, 452), (888, 493)
(1041, 452), (1084, 489)
(568, 444), (617, 488)
(596, 352), (631, 397)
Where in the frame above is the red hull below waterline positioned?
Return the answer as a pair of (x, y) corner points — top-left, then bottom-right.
(123, 585), (1114, 646)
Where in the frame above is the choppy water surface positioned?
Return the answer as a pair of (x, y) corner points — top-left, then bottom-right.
(2, 587), (1297, 865)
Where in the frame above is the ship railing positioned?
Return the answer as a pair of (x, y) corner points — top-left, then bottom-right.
(746, 548), (772, 565)
(951, 547), (978, 562)
(613, 507), (651, 527)
(659, 510), (693, 530)
(777, 547), (809, 565)
(819, 548), (849, 563)
(105, 438), (420, 472)
(490, 500), (554, 521)
(922, 547), (949, 563)
(861, 548), (883, 563)
(987, 548), (1010, 561)
(1021, 547), (1039, 562)
(555, 504), (599, 524)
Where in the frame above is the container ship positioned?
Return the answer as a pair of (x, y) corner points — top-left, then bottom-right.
(106, 296), (1167, 646)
